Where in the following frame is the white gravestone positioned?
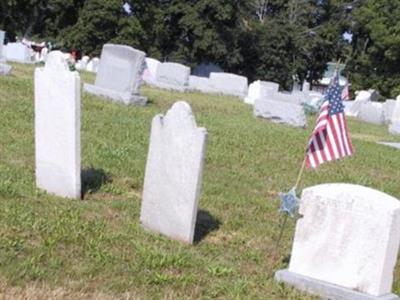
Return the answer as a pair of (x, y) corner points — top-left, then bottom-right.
(0, 30), (5, 61)
(152, 62), (190, 92)
(140, 101), (207, 244)
(254, 95), (306, 128)
(389, 96), (400, 135)
(188, 75), (216, 94)
(209, 72), (248, 98)
(84, 44), (147, 105)
(142, 57), (161, 84)
(347, 90), (371, 117)
(245, 80), (280, 105)
(5, 42), (33, 63)
(276, 183), (400, 300)
(383, 100), (396, 124)
(357, 102), (385, 125)
(35, 51), (81, 199)
(0, 30), (12, 75)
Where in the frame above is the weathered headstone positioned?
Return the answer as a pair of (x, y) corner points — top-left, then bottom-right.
(276, 183), (400, 300)
(5, 42), (33, 63)
(142, 57), (160, 84)
(389, 96), (400, 135)
(209, 72), (248, 98)
(140, 101), (207, 243)
(152, 62), (190, 92)
(35, 51), (81, 199)
(254, 96), (307, 128)
(84, 44), (147, 105)
(244, 80), (279, 105)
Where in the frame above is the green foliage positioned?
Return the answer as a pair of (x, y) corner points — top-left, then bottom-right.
(347, 0), (400, 98)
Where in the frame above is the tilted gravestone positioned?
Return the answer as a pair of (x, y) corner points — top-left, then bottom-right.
(276, 183), (400, 300)
(152, 62), (190, 92)
(245, 80), (279, 105)
(140, 101), (207, 244)
(254, 93), (306, 128)
(84, 44), (147, 105)
(209, 72), (248, 98)
(35, 51), (81, 199)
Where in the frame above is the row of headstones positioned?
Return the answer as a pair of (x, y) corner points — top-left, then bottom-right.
(346, 90), (400, 134)
(35, 51), (400, 300)
(83, 43), (312, 128)
(75, 56), (100, 73)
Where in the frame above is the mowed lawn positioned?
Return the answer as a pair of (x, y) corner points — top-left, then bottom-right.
(1, 62), (400, 299)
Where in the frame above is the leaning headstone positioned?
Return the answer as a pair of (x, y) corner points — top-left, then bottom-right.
(84, 44), (147, 105)
(254, 96), (307, 128)
(142, 57), (161, 84)
(5, 42), (33, 63)
(347, 90), (371, 117)
(152, 62), (190, 92)
(244, 80), (279, 105)
(276, 183), (400, 300)
(209, 72), (248, 98)
(389, 96), (400, 135)
(357, 102), (385, 125)
(35, 51), (81, 199)
(140, 101), (207, 244)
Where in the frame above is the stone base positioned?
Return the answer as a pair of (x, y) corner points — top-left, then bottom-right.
(84, 84), (147, 106)
(275, 270), (399, 300)
(0, 63), (12, 75)
(378, 142), (400, 150)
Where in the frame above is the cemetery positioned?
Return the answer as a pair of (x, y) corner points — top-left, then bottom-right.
(2, 2), (400, 299)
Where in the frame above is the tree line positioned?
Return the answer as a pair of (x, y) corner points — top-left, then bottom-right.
(1, 0), (399, 98)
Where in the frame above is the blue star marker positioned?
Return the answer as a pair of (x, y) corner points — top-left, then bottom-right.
(279, 187), (300, 217)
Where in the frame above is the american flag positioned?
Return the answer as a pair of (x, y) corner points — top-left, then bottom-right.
(305, 72), (354, 169)
(341, 82), (350, 100)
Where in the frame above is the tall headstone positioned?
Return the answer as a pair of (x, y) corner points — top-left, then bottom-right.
(389, 96), (400, 135)
(152, 62), (190, 92)
(84, 44), (147, 105)
(0, 30), (12, 75)
(383, 99), (396, 124)
(276, 184), (400, 300)
(35, 51), (81, 199)
(0, 30), (5, 60)
(140, 101), (207, 244)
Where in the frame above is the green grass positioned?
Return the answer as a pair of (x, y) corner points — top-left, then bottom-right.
(1, 62), (400, 299)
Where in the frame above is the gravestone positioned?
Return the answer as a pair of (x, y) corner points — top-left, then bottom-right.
(140, 101), (207, 244)
(5, 42), (33, 63)
(254, 97), (307, 128)
(389, 96), (400, 135)
(86, 57), (99, 73)
(84, 44), (147, 105)
(347, 90), (371, 117)
(244, 80), (279, 105)
(152, 62), (190, 92)
(142, 57), (160, 84)
(188, 75), (216, 94)
(35, 51), (81, 199)
(276, 183), (400, 300)
(75, 55), (90, 71)
(0, 30), (12, 75)
(209, 72), (248, 98)
(0, 30), (5, 61)
(357, 102), (385, 125)
(383, 100), (396, 124)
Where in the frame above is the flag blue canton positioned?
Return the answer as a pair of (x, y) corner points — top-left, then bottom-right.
(325, 75), (344, 115)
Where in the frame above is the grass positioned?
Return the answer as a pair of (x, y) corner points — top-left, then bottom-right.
(1, 62), (400, 299)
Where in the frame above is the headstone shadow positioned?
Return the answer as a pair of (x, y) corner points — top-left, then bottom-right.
(81, 168), (110, 199)
(194, 209), (221, 243)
